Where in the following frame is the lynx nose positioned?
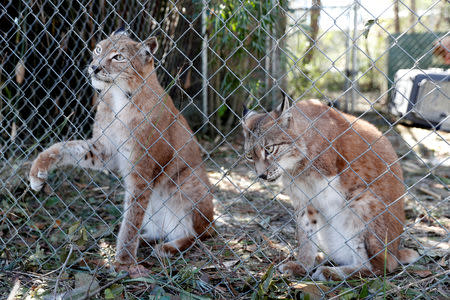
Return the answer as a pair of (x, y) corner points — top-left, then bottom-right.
(258, 174), (267, 180)
(91, 65), (101, 74)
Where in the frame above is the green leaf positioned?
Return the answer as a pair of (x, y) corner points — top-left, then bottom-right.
(104, 288), (115, 299)
(217, 105), (228, 118)
(44, 196), (59, 207)
(251, 264), (275, 300)
(68, 221), (81, 236)
(124, 276), (158, 284)
(363, 19), (375, 39)
(106, 204), (122, 218)
(110, 284), (124, 297)
(359, 282), (369, 298)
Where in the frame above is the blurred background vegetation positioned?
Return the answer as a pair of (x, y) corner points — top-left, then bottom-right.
(1, 0), (448, 153)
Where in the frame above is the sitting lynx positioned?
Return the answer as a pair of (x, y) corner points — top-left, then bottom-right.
(242, 96), (418, 280)
(29, 30), (214, 274)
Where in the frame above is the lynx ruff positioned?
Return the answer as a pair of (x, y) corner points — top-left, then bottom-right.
(29, 31), (214, 274)
(242, 96), (418, 280)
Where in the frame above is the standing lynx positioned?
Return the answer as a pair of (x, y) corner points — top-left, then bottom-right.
(29, 30), (214, 274)
(242, 96), (418, 280)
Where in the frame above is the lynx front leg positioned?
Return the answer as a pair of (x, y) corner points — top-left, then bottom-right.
(115, 175), (151, 266)
(311, 236), (371, 281)
(29, 140), (111, 191)
(312, 204), (372, 281)
(279, 206), (320, 276)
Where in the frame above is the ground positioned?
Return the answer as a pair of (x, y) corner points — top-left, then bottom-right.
(0, 114), (448, 299)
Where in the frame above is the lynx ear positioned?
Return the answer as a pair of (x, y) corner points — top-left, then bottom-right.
(275, 93), (292, 127)
(242, 104), (256, 121)
(143, 36), (158, 55)
(242, 104), (249, 117)
(112, 27), (129, 36)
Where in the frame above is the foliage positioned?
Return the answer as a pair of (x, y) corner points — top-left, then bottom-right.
(0, 0), (203, 151)
(207, 0), (287, 133)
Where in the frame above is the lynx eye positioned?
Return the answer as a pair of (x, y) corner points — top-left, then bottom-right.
(245, 152), (253, 161)
(93, 46), (102, 55)
(112, 54), (125, 61)
(265, 145), (275, 154)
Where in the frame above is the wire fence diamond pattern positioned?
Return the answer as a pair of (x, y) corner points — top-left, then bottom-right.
(0, 0), (449, 299)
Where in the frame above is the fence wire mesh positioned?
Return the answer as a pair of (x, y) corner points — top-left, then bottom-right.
(1, 0), (449, 299)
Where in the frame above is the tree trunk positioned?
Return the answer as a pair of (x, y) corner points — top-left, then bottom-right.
(394, 0), (400, 33)
(304, 0), (321, 64)
(434, 0), (446, 31)
(410, 0), (416, 32)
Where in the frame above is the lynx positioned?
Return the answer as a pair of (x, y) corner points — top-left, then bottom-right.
(242, 96), (418, 280)
(29, 30), (214, 275)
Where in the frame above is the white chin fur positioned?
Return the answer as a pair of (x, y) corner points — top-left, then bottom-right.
(91, 77), (110, 90)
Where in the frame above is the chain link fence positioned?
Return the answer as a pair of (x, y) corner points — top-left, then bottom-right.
(1, 0), (449, 298)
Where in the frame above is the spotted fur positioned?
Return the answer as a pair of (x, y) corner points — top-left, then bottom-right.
(242, 97), (418, 280)
(29, 32), (214, 271)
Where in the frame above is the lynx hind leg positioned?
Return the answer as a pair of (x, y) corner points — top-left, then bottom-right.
(279, 206), (320, 276)
(153, 236), (196, 257)
(398, 248), (419, 264)
(153, 172), (213, 258)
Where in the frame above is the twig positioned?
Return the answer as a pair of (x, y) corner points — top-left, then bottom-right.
(6, 278), (20, 300)
(418, 187), (441, 200)
(53, 244), (74, 298)
(83, 273), (128, 299)
(86, 260), (102, 296)
(383, 270), (449, 297)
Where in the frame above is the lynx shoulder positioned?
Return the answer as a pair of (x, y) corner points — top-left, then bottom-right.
(29, 30), (214, 275)
(242, 96), (418, 280)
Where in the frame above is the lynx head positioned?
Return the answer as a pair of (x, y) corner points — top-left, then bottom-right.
(242, 96), (306, 181)
(88, 29), (158, 91)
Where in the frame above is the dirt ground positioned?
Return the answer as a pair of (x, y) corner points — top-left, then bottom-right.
(0, 116), (448, 299)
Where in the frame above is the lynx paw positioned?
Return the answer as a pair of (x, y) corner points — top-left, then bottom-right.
(114, 263), (149, 278)
(29, 169), (48, 191)
(311, 266), (345, 281)
(278, 261), (308, 276)
(151, 243), (177, 258)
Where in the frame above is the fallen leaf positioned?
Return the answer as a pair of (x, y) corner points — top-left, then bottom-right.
(410, 269), (432, 278)
(222, 260), (239, 269)
(291, 282), (329, 298)
(418, 248), (447, 258)
(438, 256), (447, 267)
(45, 272), (99, 299)
(53, 219), (61, 228)
(33, 223), (46, 230)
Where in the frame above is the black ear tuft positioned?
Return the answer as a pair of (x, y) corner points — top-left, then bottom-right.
(242, 104), (249, 117)
(277, 92), (290, 114)
(280, 90), (287, 101)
